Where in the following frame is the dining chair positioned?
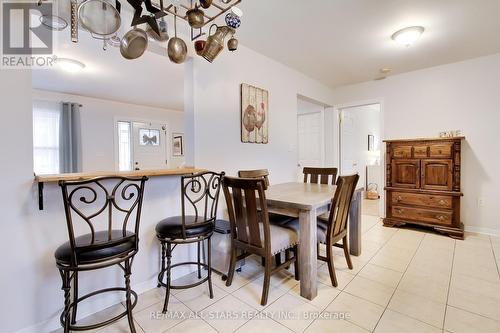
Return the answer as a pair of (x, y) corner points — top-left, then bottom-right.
(283, 174), (359, 287)
(56, 176), (148, 333)
(156, 171), (224, 313)
(303, 167), (338, 185)
(238, 169), (295, 267)
(222, 176), (299, 305)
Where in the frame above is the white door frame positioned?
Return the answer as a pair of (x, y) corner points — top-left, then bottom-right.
(113, 116), (170, 171)
(333, 98), (385, 217)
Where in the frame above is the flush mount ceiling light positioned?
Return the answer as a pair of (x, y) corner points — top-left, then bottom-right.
(54, 58), (86, 73)
(391, 26), (424, 46)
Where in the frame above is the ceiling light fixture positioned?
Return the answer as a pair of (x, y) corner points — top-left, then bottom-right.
(54, 58), (86, 73)
(391, 26), (424, 46)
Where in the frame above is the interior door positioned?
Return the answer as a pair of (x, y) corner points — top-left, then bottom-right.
(421, 159), (453, 190)
(132, 122), (167, 170)
(340, 110), (359, 176)
(391, 159), (420, 189)
(297, 112), (323, 177)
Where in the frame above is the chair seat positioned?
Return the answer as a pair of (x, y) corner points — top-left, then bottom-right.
(156, 215), (215, 239)
(281, 218), (329, 244)
(259, 224), (298, 255)
(54, 230), (136, 264)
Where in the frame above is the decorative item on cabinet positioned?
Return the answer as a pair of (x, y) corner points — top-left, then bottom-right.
(383, 137), (465, 239)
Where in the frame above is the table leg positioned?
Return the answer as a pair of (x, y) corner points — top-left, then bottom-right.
(349, 189), (363, 256)
(299, 208), (318, 300)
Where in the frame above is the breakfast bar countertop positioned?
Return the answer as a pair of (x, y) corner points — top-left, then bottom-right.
(34, 167), (204, 210)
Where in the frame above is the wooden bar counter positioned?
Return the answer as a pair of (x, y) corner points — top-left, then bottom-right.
(35, 167), (205, 210)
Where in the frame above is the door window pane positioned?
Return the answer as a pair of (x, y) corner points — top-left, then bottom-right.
(118, 121), (132, 171)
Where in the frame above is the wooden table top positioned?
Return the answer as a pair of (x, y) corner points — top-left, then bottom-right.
(265, 182), (336, 210)
(35, 167), (205, 183)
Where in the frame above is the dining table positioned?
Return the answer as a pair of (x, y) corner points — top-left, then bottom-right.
(264, 182), (362, 300)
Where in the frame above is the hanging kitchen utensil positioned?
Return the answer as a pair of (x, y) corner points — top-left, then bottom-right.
(167, 10), (187, 64)
(147, 18), (169, 42)
(202, 24), (235, 63)
(120, 27), (148, 59)
(227, 36), (238, 51)
(186, 4), (205, 29)
(40, 14), (68, 31)
(78, 0), (122, 37)
(127, 0), (167, 37)
(70, 0), (78, 42)
(200, 0), (212, 9)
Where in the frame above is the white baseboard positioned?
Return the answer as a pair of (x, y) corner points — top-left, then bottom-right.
(464, 226), (500, 237)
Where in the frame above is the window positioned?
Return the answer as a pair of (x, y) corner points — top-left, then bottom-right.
(33, 101), (60, 174)
(118, 121), (132, 171)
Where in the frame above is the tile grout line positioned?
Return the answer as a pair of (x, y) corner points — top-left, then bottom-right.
(301, 219), (401, 333)
(441, 238), (457, 331)
(489, 236), (500, 278)
(371, 230), (425, 332)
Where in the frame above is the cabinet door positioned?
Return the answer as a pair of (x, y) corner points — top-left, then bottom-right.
(391, 159), (420, 189)
(421, 159), (453, 191)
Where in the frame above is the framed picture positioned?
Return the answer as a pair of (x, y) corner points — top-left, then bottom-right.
(241, 83), (269, 144)
(172, 133), (184, 156)
(139, 128), (160, 146)
(368, 134), (375, 151)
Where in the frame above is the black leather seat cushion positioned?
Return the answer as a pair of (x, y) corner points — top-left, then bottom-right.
(55, 230), (136, 264)
(156, 215), (215, 239)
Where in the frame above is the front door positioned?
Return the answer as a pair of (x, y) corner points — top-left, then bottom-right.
(132, 122), (168, 170)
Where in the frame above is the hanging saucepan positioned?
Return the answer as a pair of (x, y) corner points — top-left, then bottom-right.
(167, 11), (187, 64)
(78, 0), (122, 38)
(186, 4), (205, 29)
(120, 27), (148, 60)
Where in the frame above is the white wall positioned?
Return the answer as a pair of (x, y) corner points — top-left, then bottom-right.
(186, 45), (336, 183)
(32, 90), (186, 171)
(0, 80), (195, 333)
(330, 53), (500, 234)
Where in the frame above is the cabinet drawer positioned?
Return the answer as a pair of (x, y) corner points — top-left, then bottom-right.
(413, 145), (428, 158)
(393, 146), (413, 158)
(392, 206), (452, 225)
(391, 192), (452, 209)
(429, 144), (453, 158)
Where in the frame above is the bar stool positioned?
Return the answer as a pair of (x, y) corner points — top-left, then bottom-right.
(55, 176), (148, 333)
(156, 171), (224, 313)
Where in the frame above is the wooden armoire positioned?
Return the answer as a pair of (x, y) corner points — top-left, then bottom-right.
(383, 137), (464, 239)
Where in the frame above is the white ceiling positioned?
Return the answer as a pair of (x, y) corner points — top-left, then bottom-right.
(237, 0), (500, 88)
(32, 12), (186, 110)
(33, 0), (500, 109)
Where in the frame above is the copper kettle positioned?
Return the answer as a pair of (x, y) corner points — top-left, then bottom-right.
(202, 24), (235, 63)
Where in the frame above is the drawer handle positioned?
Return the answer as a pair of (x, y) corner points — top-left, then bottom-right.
(436, 215), (446, 221)
(396, 196), (402, 202)
(438, 199), (446, 206)
(395, 208), (403, 214)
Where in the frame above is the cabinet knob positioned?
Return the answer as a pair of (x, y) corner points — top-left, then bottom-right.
(436, 215), (445, 221)
(396, 196), (402, 202)
(395, 208), (403, 214)
(438, 199), (446, 205)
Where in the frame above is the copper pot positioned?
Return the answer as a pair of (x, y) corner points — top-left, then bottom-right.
(199, 0), (212, 9)
(194, 40), (206, 56)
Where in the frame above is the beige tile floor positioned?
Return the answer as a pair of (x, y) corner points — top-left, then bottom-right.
(53, 213), (500, 333)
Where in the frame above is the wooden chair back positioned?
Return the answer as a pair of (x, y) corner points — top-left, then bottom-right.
(303, 167), (338, 185)
(238, 169), (270, 189)
(326, 174), (359, 239)
(222, 176), (270, 257)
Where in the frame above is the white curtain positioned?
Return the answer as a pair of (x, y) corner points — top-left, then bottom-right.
(33, 101), (61, 175)
(33, 101), (82, 175)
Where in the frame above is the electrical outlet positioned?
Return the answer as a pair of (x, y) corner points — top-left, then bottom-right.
(477, 198), (485, 207)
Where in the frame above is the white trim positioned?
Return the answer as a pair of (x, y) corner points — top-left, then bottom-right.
(464, 226), (500, 237)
